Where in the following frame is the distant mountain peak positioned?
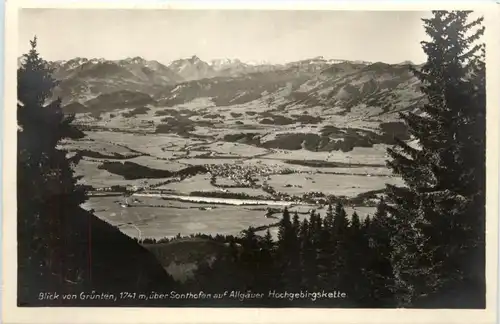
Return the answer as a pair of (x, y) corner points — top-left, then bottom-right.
(125, 56), (146, 64)
(209, 58), (248, 72)
(397, 60), (415, 66)
(166, 55), (215, 81)
(190, 55), (201, 62)
(244, 59), (274, 66)
(211, 58), (242, 64)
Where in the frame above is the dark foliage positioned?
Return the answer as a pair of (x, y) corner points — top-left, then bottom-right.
(98, 161), (174, 180)
(18, 10), (486, 308)
(98, 161), (208, 180)
(174, 204), (400, 307)
(385, 11), (486, 308)
(17, 38), (176, 306)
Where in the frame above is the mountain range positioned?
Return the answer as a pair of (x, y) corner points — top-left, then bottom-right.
(18, 54), (424, 120)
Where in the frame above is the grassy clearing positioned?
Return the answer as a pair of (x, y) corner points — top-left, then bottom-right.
(188, 191), (269, 200)
(197, 142), (269, 157)
(74, 159), (173, 188)
(176, 158), (239, 165)
(266, 173), (403, 197)
(224, 187), (272, 197)
(156, 174), (215, 194)
(86, 195), (279, 239)
(60, 139), (139, 159)
(117, 156), (188, 172)
(84, 131), (206, 159)
(316, 167), (393, 176)
(85, 192), (379, 241)
(73, 119), (401, 241)
(263, 144), (389, 165)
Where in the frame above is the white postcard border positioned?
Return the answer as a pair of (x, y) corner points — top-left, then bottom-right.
(2, 1), (499, 324)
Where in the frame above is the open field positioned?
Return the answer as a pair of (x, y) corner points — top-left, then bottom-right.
(156, 174), (215, 193)
(60, 138), (140, 159)
(265, 173), (403, 197)
(112, 155), (188, 171)
(71, 94), (406, 240)
(83, 196), (282, 239)
(262, 145), (389, 165)
(75, 159), (175, 188)
(84, 130), (208, 159)
(196, 141), (269, 157)
(83, 195), (376, 240)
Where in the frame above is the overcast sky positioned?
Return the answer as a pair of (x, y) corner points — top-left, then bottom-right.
(19, 9), (431, 64)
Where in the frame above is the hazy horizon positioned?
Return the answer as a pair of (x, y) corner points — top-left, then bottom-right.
(19, 9), (432, 65)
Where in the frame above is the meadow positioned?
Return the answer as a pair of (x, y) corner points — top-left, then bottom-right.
(71, 99), (403, 241)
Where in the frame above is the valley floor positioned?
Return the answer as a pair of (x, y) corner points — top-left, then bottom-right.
(67, 103), (403, 241)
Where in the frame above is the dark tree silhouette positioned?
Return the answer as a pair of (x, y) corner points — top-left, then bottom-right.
(366, 199), (396, 307)
(385, 11), (486, 308)
(17, 36), (87, 301)
(17, 37), (176, 306)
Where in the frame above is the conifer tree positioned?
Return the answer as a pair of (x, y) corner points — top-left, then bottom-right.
(346, 210), (372, 307)
(288, 211), (302, 289)
(277, 207), (292, 243)
(258, 229), (278, 293)
(299, 218), (316, 289)
(332, 202), (349, 241)
(238, 227), (261, 290)
(292, 211), (301, 237)
(305, 211), (322, 289)
(263, 228), (274, 250)
(309, 210), (322, 248)
(316, 216), (333, 287)
(17, 38), (179, 305)
(351, 211), (361, 234)
(385, 11), (485, 307)
(324, 204), (334, 229)
(366, 199), (396, 306)
(276, 208), (297, 289)
(318, 205), (335, 285)
(362, 215), (371, 230)
(299, 217), (310, 237)
(369, 198), (392, 248)
(330, 202), (350, 289)
(17, 37), (87, 296)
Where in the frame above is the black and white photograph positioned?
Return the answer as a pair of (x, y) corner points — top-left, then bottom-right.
(5, 2), (498, 317)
